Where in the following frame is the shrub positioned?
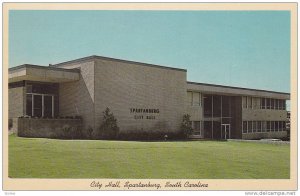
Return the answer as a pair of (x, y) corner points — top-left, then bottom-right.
(87, 126), (94, 139)
(97, 108), (120, 140)
(181, 114), (193, 138)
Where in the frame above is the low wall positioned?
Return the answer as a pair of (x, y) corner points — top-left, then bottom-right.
(16, 118), (83, 138)
(9, 118), (19, 134)
(242, 131), (287, 140)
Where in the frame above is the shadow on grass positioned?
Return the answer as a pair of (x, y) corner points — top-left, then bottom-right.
(90, 146), (191, 150)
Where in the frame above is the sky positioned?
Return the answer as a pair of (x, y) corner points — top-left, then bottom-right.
(9, 10), (290, 94)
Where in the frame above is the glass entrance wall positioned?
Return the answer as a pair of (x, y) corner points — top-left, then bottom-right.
(25, 82), (59, 117)
(203, 94), (233, 139)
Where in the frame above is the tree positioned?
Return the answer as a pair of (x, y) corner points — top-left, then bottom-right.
(98, 107), (120, 139)
(181, 114), (193, 138)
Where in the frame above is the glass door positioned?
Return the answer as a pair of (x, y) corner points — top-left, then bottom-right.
(221, 124), (230, 139)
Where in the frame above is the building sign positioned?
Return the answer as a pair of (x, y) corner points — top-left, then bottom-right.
(130, 108), (159, 120)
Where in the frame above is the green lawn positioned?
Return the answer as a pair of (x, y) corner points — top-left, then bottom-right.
(9, 134), (290, 179)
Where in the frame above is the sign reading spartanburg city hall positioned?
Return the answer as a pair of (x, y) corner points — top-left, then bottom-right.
(130, 108), (159, 120)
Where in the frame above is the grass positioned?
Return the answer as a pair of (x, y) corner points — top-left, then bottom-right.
(9, 134), (290, 179)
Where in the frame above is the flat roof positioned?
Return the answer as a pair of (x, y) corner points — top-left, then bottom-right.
(51, 55), (187, 72)
(187, 81), (290, 99)
(9, 64), (80, 73)
(187, 81), (290, 95)
(9, 64), (80, 83)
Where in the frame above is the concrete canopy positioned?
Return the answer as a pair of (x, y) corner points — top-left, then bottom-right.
(9, 64), (80, 83)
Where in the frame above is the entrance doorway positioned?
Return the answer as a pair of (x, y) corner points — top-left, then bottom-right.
(221, 124), (230, 139)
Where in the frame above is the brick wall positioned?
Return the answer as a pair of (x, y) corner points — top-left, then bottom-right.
(59, 61), (95, 133)
(94, 59), (187, 133)
(9, 87), (24, 118)
(16, 118), (83, 138)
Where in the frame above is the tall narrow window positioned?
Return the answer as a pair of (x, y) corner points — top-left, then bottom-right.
(266, 121), (271, 132)
(187, 91), (193, 106)
(270, 99), (274, 109)
(243, 121), (248, 133)
(26, 94), (32, 116)
(247, 97), (252, 109)
(257, 121), (262, 132)
(33, 95), (42, 117)
(252, 121), (257, 133)
(44, 95), (54, 117)
(275, 121), (279, 132)
(247, 121), (252, 133)
(266, 98), (271, 109)
(192, 92), (200, 106)
(271, 121), (275, 132)
(261, 98), (266, 109)
(282, 100), (286, 110)
(283, 121), (286, 131)
(242, 96), (247, 108)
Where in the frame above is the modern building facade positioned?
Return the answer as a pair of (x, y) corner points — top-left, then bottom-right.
(8, 55), (290, 140)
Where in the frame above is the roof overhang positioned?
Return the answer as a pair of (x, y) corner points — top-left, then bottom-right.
(9, 64), (80, 83)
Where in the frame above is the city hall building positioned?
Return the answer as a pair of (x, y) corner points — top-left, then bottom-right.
(8, 55), (290, 140)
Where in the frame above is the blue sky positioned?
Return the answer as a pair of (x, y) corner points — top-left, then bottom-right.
(9, 10), (290, 94)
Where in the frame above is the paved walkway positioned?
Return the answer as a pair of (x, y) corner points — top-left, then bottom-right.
(228, 139), (290, 145)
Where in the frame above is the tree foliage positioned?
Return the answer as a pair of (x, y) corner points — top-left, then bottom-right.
(98, 107), (120, 139)
(181, 114), (193, 138)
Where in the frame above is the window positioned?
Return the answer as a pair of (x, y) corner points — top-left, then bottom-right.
(261, 98), (266, 109)
(192, 121), (201, 135)
(271, 121), (275, 132)
(33, 95), (43, 117)
(270, 99), (274, 109)
(243, 121), (248, 133)
(247, 97), (252, 109)
(252, 121), (257, 133)
(192, 92), (201, 106)
(26, 94), (32, 116)
(266, 98), (271, 109)
(275, 121), (279, 132)
(283, 121), (286, 131)
(253, 98), (260, 109)
(266, 121), (271, 132)
(44, 95), (54, 117)
(26, 94), (54, 117)
(277, 99), (280, 110)
(278, 100), (286, 110)
(279, 121), (283, 131)
(248, 121), (253, 133)
(242, 96), (247, 108)
(25, 82), (57, 117)
(257, 121), (262, 132)
(187, 91), (193, 106)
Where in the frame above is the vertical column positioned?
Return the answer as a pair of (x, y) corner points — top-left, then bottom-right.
(42, 94), (44, 117)
(221, 96), (223, 139)
(52, 96), (55, 117)
(32, 94), (34, 117)
(212, 95), (213, 139)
